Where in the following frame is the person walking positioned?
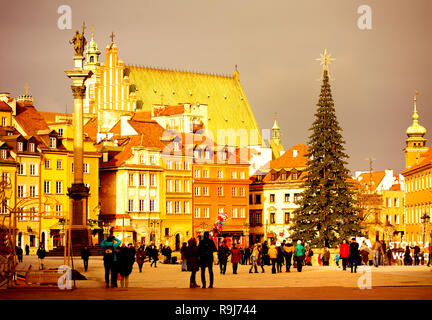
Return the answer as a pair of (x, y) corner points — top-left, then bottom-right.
(231, 244), (241, 274)
(128, 243), (136, 273)
(284, 240), (294, 272)
(239, 246), (245, 265)
(15, 246), (23, 263)
(322, 247), (330, 266)
(217, 241), (230, 275)
(180, 242), (188, 271)
(101, 232), (121, 288)
(245, 245), (251, 265)
(294, 240), (305, 272)
(80, 246), (91, 272)
(372, 239), (384, 267)
(276, 244), (284, 273)
(339, 239), (350, 270)
(249, 244), (260, 273)
(262, 241), (270, 266)
(349, 237), (360, 273)
(268, 242), (278, 274)
(36, 243), (46, 270)
(185, 238), (200, 288)
(25, 244), (29, 256)
(136, 245), (145, 272)
(198, 231), (217, 289)
(413, 245), (421, 266)
(359, 241), (370, 266)
(150, 245), (159, 268)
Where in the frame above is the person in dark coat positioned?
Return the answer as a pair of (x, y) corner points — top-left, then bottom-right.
(80, 246), (91, 272)
(180, 242), (188, 271)
(217, 241), (230, 274)
(185, 238), (200, 288)
(349, 238), (360, 273)
(231, 244), (241, 274)
(15, 246), (23, 263)
(244, 246), (251, 265)
(165, 246), (172, 264)
(198, 231), (217, 288)
(150, 245), (159, 268)
(276, 245), (284, 273)
(36, 244), (46, 270)
(262, 241), (270, 266)
(128, 243), (136, 273)
(117, 244), (132, 288)
(25, 244), (29, 256)
(136, 245), (145, 272)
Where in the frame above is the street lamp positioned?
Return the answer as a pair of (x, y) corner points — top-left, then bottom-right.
(421, 213), (430, 247)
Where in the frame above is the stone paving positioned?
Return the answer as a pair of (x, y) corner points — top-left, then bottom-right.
(7, 255), (432, 290)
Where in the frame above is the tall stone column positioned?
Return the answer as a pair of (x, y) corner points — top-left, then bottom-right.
(65, 56), (93, 249)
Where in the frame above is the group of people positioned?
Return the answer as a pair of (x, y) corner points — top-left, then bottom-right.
(100, 233), (136, 288)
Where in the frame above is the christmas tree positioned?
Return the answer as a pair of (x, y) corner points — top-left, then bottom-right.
(290, 50), (362, 247)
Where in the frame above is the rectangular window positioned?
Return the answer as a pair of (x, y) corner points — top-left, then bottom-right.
(255, 194), (261, 204)
(1, 117), (6, 127)
(18, 163), (25, 175)
(281, 173), (287, 180)
(292, 173), (298, 180)
(204, 207), (209, 218)
(139, 200), (145, 212)
(203, 186), (209, 196)
(129, 173), (134, 186)
(184, 201), (190, 214)
(58, 128), (63, 137)
(195, 208), (201, 218)
(83, 163), (89, 174)
(249, 194), (253, 204)
(232, 208), (238, 218)
(270, 212), (275, 224)
(0, 149), (7, 159)
(203, 169), (209, 178)
(149, 200), (155, 212)
(217, 170), (223, 179)
(139, 174), (145, 186)
(57, 160), (62, 170)
(240, 171), (245, 179)
(166, 179), (172, 192)
(18, 185), (25, 198)
(194, 187), (200, 196)
(395, 215), (400, 225)
(284, 194), (290, 202)
(56, 181), (63, 194)
(49, 137), (56, 149)
(17, 142), (23, 152)
(44, 181), (51, 194)
(150, 174), (156, 187)
(232, 187), (237, 197)
(175, 161), (181, 170)
(184, 180), (190, 193)
(284, 212), (290, 224)
(45, 205), (50, 217)
(166, 201), (172, 214)
(293, 193), (300, 203)
(165, 228), (170, 237)
(45, 160), (50, 169)
(394, 198), (400, 208)
(29, 164), (37, 176)
(184, 162), (190, 170)
(240, 208), (245, 218)
(194, 169), (201, 178)
(217, 186), (223, 197)
(175, 180), (181, 192)
(29, 143), (35, 152)
(128, 200), (134, 212)
(232, 171), (237, 179)
(2, 172), (9, 184)
(270, 194), (275, 203)
(29, 185), (37, 198)
(239, 187), (245, 197)
(175, 201), (181, 214)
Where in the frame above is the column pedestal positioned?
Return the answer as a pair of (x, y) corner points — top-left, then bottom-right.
(68, 183), (90, 248)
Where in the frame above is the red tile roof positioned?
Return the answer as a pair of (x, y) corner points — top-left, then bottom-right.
(153, 105), (184, 117)
(131, 111), (152, 121)
(14, 104), (50, 136)
(84, 117), (98, 139)
(355, 171), (386, 192)
(39, 111), (72, 123)
(270, 144), (309, 169)
(0, 101), (12, 112)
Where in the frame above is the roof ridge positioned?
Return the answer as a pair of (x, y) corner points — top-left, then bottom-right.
(126, 64), (233, 78)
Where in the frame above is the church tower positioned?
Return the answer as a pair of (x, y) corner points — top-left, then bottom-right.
(404, 92), (428, 169)
(270, 113), (284, 159)
(83, 27), (101, 114)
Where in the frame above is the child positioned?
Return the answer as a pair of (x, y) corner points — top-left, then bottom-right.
(336, 253), (340, 267)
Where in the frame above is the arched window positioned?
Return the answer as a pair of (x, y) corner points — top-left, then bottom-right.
(89, 56), (94, 63)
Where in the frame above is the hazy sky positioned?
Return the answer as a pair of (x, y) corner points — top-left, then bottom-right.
(1, 0), (431, 175)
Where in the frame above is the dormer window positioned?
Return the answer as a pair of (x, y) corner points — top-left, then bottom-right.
(58, 128), (63, 137)
(281, 173), (287, 180)
(173, 142), (181, 152)
(17, 142), (23, 152)
(49, 137), (57, 149)
(29, 143), (35, 152)
(205, 150), (210, 160)
(0, 149), (7, 159)
(292, 172), (298, 180)
(1, 117), (6, 127)
(271, 173), (277, 181)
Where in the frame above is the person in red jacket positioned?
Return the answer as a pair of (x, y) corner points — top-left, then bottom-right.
(339, 239), (350, 271)
(231, 244), (242, 274)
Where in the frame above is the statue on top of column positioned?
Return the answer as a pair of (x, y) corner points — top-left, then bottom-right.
(69, 22), (87, 57)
